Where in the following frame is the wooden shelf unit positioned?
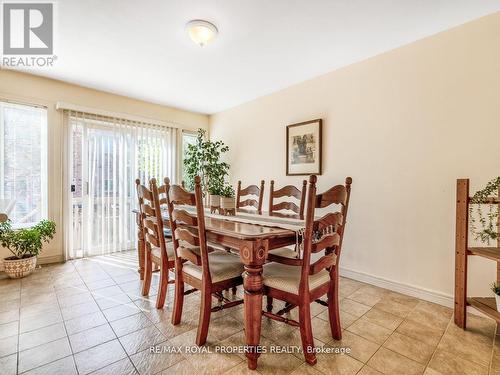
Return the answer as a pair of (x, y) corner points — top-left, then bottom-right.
(454, 179), (500, 329)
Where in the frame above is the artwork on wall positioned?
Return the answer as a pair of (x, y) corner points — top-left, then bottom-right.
(286, 119), (322, 175)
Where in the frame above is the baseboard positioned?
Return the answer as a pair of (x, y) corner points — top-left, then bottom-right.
(339, 266), (454, 307)
(37, 255), (65, 265)
(340, 266), (488, 317)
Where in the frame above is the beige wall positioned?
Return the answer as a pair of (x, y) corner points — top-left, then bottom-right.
(0, 70), (208, 267)
(210, 12), (500, 301)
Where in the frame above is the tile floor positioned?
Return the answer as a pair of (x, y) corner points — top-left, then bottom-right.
(0, 251), (498, 375)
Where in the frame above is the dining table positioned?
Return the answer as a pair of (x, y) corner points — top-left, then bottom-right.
(133, 207), (305, 369)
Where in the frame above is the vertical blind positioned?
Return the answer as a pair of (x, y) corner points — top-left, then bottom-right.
(0, 101), (47, 226)
(65, 110), (178, 258)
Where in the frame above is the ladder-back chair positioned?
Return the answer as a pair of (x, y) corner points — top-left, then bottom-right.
(135, 178), (175, 309)
(262, 175), (352, 365)
(166, 176), (244, 345)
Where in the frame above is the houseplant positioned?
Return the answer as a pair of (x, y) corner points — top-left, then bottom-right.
(220, 185), (236, 215)
(469, 177), (500, 244)
(492, 281), (500, 312)
(0, 219), (56, 278)
(183, 129), (230, 200)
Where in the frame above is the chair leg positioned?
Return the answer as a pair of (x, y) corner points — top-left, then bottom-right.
(196, 285), (212, 346)
(328, 272), (342, 340)
(142, 249), (152, 296)
(171, 268), (184, 325)
(299, 302), (317, 365)
(232, 286), (237, 294)
(155, 260), (170, 309)
(266, 296), (273, 312)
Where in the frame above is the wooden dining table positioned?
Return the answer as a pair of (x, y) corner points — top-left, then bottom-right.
(134, 209), (300, 369)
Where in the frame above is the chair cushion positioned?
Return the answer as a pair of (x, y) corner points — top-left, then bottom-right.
(263, 262), (331, 294)
(151, 242), (175, 262)
(183, 250), (244, 283)
(268, 247), (300, 259)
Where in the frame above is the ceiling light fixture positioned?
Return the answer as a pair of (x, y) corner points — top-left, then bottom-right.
(186, 20), (218, 47)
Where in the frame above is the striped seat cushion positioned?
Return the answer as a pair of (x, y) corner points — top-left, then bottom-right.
(183, 250), (244, 283)
(263, 262), (332, 294)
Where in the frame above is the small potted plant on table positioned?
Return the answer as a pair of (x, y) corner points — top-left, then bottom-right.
(0, 219), (56, 278)
(220, 185), (236, 216)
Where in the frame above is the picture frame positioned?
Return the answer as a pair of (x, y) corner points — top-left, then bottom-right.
(286, 119), (322, 175)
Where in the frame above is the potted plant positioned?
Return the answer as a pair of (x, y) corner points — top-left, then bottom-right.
(469, 177), (500, 244)
(492, 281), (500, 312)
(183, 129), (230, 199)
(220, 185), (236, 215)
(0, 219), (56, 278)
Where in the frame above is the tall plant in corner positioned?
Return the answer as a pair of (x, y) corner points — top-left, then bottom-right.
(469, 177), (500, 244)
(183, 128), (230, 195)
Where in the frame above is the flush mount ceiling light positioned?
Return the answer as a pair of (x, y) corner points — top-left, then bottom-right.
(186, 20), (218, 47)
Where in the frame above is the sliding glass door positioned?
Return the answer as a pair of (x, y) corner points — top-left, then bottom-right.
(66, 112), (177, 259)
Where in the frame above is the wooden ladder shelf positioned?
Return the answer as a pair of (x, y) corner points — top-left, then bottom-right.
(454, 179), (500, 328)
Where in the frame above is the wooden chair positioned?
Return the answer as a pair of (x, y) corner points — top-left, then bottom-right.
(236, 180), (265, 214)
(263, 175), (352, 365)
(269, 180), (307, 219)
(135, 178), (175, 309)
(166, 176), (244, 345)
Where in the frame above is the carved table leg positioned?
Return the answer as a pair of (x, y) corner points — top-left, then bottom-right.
(136, 212), (145, 280)
(240, 240), (268, 370)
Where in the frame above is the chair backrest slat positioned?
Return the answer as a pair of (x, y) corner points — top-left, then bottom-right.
(174, 227), (200, 247)
(310, 233), (341, 253)
(309, 254), (337, 275)
(314, 185), (348, 208)
(269, 180), (307, 219)
(237, 180), (264, 213)
(172, 209), (198, 226)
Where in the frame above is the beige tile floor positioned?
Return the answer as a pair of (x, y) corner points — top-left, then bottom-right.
(0, 251), (498, 375)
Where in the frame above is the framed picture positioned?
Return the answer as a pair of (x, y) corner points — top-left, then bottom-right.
(286, 119), (322, 175)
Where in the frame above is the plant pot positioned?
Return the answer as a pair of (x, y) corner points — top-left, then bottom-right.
(209, 194), (220, 213)
(3, 255), (37, 279)
(495, 294), (500, 313)
(220, 196), (236, 215)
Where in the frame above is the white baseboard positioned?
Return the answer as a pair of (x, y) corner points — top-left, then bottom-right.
(340, 266), (487, 317)
(339, 266), (454, 308)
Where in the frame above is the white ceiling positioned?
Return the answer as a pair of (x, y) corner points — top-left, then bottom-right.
(8, 0), (500, 114)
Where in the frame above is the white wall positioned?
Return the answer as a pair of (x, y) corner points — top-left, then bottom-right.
(0, 70), (208, 268)
(210, 12), (500, 301)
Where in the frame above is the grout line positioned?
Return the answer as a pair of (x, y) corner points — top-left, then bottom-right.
(54, 262), (80, 375)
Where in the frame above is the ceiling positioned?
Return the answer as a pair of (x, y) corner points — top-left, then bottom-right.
(8, 0), (500, 114)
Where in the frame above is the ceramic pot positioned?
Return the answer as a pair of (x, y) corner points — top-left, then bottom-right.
(3, 255), (37, 279)
(220, 197), (236, 210)
(209, 194), (221, 212)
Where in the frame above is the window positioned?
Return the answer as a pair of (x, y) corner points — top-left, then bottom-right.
(0, 101), (48, 227)
(181, 130), (197, 185)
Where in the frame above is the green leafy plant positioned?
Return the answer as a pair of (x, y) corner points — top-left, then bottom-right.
(221, 185), (235, 198)
(492, 281), (500, 296)
(183, 129), (230, 195)
(469, 177), (500, 244)
(0, 220), (56, 259)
